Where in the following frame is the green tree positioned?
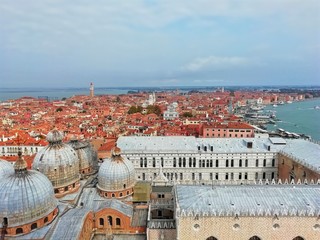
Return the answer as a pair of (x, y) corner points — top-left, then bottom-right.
(182, 112), (193, 118)
(128, 106), (137, 114)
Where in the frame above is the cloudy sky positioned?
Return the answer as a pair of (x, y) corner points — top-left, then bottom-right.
(0, 0), (319, 88)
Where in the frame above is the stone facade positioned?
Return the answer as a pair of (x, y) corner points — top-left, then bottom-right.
(176, 216), (320, 240)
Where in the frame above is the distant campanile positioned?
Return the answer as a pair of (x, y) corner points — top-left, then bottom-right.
(90, 82), (94, 97)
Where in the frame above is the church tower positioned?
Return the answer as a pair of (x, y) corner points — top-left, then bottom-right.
(90, 82), (94, 98)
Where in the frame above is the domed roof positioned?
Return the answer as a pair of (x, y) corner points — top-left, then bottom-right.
(0, 152), (57, 228)
(67, 139), (94, 172)
(46, 129), (64, 143)
(32, 129), (80, 188)
(97, 147), (135, 191)
(0, 159), (14, 180)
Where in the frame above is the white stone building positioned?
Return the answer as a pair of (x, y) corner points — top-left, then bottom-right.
(117, 136), (287, 184)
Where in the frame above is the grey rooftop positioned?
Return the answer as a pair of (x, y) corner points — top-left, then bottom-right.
(175, 184), (320, 218)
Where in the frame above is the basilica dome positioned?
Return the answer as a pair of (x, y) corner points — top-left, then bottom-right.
(67, 138), (95, 177)
(0, 152), (58, 236)
(0, 159), (14, 180)
(32, 129), (80, 197)
(97, 147), (135, 198)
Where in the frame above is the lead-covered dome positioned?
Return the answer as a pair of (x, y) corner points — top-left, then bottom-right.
(32, 129), (80, 197)
(67, 138), (95, 177)
(0, 152), (58, 236)
(0, 159), (14, 180)
(97, 147), (135, 199)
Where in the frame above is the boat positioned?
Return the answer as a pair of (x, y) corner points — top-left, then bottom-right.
(273, 104), (278, 107)
(287, 101), (292, 104)
(314, 106), (320, 110)
(278, 101), (285, 105)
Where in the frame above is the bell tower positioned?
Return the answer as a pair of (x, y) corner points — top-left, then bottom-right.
(90, 82), (94, 98)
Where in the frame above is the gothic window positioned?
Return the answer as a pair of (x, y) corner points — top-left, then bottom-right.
(256, 159), (259, 167)
(16, 228), (23, 234)
(239, 173), (242, 180)
(216, 159), (219, 167)
(179, 158), (182, 167)
(262, 172), (266, 179)
(239, 159), (242, 167)
(249, 236), (261, 240)
(183, 158), (186, 167)
(292, 237), (304, 240)
(231, 159), (234, 167)
(144, 157), (147, 167)
(272, 158), (275, 167)
(206, 237), (218, 240)
(226, 159), (229, 167)
(152, 157), (156, 167)
(245, 159), (248, 167)
(140, 158), (143, 167)
(263, 159), (266, 167)
(44, 217), (48, 223)
(210, 160), (213, 167)
(173, 157), (176, 167)
(193, 158), (196, 167)
(245, 172), (248, 180)
(189, 157), (192, 167)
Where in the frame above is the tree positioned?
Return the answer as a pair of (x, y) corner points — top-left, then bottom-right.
(128, 106), (137, 114)
(182, 112), (193, 118)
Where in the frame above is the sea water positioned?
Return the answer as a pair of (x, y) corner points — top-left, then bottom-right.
(265, 98), (320, 141)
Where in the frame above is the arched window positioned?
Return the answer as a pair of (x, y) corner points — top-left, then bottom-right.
(111, 193), (115, 198)
(99, 218), (104, 226)
(116, 218), (121, 226)
(31, 222), (37, 230)
(292, 237), (304, 240)
(119, 192), (123, 197)
(107, 216), (113, 226)
(206, 237), (218, 240)
(249, 236), (261, 240)
(16, 228), (23, 234)
(44, 217), (48, 223)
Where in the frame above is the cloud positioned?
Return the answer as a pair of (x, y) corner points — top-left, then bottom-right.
(182, 56), (253, 72)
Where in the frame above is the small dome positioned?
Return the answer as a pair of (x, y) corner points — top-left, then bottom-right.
(46, 129), (64, 143)
(97, 147), (135, 192)
(33, 129), (80, 195)
(67, 139), (95, 175)
(0, 153), (57, 233)
(0, 159), (14, 180)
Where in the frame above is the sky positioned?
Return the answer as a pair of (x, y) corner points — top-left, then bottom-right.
(0, 0), (319, 88)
